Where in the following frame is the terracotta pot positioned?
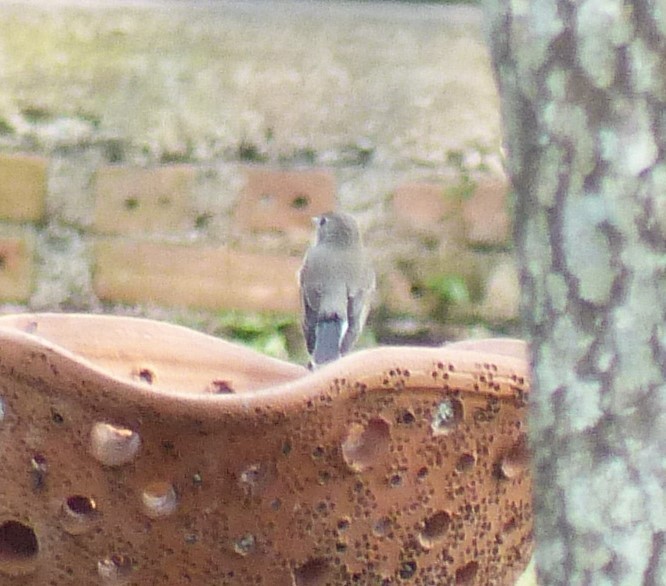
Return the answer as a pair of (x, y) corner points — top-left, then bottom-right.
(0, 313), (532, 585)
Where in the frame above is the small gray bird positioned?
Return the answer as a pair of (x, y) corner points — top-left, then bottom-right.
(299, 211), (375, 368)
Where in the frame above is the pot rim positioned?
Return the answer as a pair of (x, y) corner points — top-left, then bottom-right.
(0, 312), (529, 422)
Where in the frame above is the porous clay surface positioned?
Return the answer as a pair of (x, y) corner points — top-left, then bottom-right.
(0, 314), (531, 585)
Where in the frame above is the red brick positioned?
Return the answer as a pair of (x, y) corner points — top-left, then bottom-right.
(462, 177), (511, 246)
(392, 181), (461, 235)
(0, 154), (47, 222)
(93, 165), (195, 235)
(235, 167), (336, 236)
(0, 230), (34, 302)
(93, 239), (301, 313)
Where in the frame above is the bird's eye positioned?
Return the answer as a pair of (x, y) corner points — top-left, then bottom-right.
(318, 216), (328, 226)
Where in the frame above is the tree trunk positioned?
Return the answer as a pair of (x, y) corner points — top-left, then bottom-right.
(484, 1), (666, 584)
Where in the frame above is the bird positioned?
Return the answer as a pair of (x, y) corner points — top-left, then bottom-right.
(299, 211), (375, 368)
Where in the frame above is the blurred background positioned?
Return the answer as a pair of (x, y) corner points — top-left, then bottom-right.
(0, 0), (517, 365)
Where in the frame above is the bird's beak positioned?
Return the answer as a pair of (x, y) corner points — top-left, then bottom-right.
(311, 216), (320, 226)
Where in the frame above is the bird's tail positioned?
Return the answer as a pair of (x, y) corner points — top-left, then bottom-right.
(312, 319), (343, 366)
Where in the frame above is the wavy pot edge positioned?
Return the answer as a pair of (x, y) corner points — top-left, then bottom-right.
(0, 313), (533, 586)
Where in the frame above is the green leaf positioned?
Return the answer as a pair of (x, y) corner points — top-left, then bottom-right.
(425, 274), (470, 305)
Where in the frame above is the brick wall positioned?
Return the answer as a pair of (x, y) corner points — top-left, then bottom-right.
(0, 153), (516, 322)
(0, 1), (519, 353)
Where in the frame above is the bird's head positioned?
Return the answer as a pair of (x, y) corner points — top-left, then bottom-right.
(313, 212), (361, 247)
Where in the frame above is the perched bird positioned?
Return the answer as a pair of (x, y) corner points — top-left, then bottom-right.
(299, 211), (375, 368)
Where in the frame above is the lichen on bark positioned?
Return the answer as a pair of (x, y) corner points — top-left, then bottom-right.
(485, 0), (666, 583)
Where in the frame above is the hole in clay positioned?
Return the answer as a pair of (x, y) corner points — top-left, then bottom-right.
(0, 520), (39, 576)
(416, 466), (429, 481)
(372, 516), (391, 537)
(132, 368), (154, 385)
(388, 472), (403, 488)
(455, 560), (479, 584)
(207, 379), (235, 394)
(317, 470), (332, 485)
(51, 409), (64, 424)
(97, 554), (133, 584)
(30, 454), (46, 468)
(90, 422), (141, 467)
(292, 558), (333, 586)
(184, 533), (198, 545)
(142, 481), (177, 518)
(418, 511), (451, 549)
(502, 517), (517, 534)
(336, 517), (350, 532)
(311, 445), (325, 460)
(455, 453), (476, 472)
(60, 495), (98, 535)
(233, 533), (256, 557)
(430, 398), (463, 436)
(341, 418), (391, 472)
(397, 409), (415, 424)
(398, 560), (417, 579)
(30, 454), (47, 490)
(497, 434), (529, 480)
(239, 462), (276, 498)
(66, 495), (96, 515)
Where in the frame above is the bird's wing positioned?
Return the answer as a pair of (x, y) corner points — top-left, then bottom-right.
(340, 269), (375, 354)
(298, 260), (320, 355)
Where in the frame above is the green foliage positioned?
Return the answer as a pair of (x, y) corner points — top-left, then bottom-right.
(445, 149), (477, 200)
(104, 139), (125, 163)
(446, 149), (465, 169)
(238, 140), (268, 162)
(76, 110), (101, 129)
(280, 147), (317, 165)
(214, 310), (296, 359)
(444, 175), (476, 201)
(21, 105), (53, 123)
(425, 274), (470, 305)
(160, 144), (195, 164)
(0, 118), (15, 135)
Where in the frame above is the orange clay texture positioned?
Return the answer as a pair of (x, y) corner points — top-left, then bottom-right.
(0, 314), (531, 585)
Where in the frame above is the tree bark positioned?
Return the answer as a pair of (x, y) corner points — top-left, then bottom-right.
(484, 1), (666, 584)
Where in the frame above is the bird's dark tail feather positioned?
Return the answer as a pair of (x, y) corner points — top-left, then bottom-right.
(312, 319), (342, 366)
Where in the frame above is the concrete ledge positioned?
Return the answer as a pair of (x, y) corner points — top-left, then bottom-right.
(0, 0), (497, 166)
